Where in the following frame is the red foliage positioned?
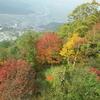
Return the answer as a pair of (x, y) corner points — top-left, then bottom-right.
(88, 67), (100, 81)
(36, 32), (62, 64)
(0, 59), (39, 100)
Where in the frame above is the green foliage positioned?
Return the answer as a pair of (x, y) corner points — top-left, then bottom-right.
(8, 45), (21, 60)
(57, 14), (99, 38)
(74, 15), (99, 36)
(1, 1), (100, 100)
(68, 0), (100, 21)
(41, 66), (67, 100)
(57, 1), (99, 37)
(57, 23), (71, 38)
(0, 48), (7, 59)
(0, 48), (8, 68)
(16, 30), (38, 66)
(67, 67), (100, 100)
(0, 41), (11, 48)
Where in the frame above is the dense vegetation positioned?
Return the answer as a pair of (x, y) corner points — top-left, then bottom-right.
(0, 0), (100, 100)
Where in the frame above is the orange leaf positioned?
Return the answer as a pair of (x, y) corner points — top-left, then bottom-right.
(46, 75), (53, 82)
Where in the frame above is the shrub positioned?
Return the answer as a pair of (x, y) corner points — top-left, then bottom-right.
(0, 59), (39, 100)
(67, 67), (100, 100)
(88, 67), (100, 80)
(44, 66), (67, 100)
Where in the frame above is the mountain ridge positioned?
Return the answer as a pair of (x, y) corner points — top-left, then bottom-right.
(0, 0), (34, 15)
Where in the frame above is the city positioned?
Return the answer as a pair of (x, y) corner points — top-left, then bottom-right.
(0, 1), (70, 41)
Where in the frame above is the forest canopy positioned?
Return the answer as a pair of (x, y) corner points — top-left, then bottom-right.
(0, 0), (100, 100)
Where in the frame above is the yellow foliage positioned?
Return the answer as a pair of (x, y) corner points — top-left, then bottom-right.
(0, 60), (6, 68)
(60, 33), (87, 60)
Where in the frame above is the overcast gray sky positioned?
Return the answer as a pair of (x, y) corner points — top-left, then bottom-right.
(15, 0), (100, 5)
(49, 0), (100, 6)
(9, 0), (100, 8)
(67, 0), (100, 6)
(27, 0), (100, 9)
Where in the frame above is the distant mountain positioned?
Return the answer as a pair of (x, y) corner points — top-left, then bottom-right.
(39, 22), (64, 32)
(0, 0), (34, 15)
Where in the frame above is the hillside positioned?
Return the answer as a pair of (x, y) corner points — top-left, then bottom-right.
(39, 22), (64, 31)
(0, 0), (100, 100)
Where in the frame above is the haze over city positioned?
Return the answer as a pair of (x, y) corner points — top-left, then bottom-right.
(0, 0), (99, 41)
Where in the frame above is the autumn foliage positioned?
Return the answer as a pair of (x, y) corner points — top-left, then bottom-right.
(0, 59), (39, 100)
(88, 67), (100, 81)
(46, 75), (53, 82)
(60, 33), (88, 63)
(0, 1), (100, 99)
(36, 32), (62, 64)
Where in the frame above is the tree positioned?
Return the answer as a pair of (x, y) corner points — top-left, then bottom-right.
(60, 33), (88, 66)
(0, 41), (11, 67)
(16, 30), (38, 66)
(0, 41), (11, 48)
(57, 14), (99, 38)
(36, 32), (62, 65)
(68, 0), (100, 21)
(73, 15), (99, 37)
(0, 59), (40, 100)
(0, 48), (8, 68)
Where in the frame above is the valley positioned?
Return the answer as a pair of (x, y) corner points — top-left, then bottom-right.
(0, 0), (71, 41)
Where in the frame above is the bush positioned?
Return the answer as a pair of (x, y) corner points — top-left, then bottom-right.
(0, 59), (39, 100)
(67, 67), (100, 100)
(43, 66), (67, 100)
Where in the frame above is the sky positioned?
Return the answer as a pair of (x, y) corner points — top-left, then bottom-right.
(0, 0), (100, 15)
(19, 0), (100, 10)
(10, 0), (100, 5)
(68, 0), (100, 6)
(26, 0), (100, 4)
(3, 0), (100, 9)
(49, 0), (100, 7)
